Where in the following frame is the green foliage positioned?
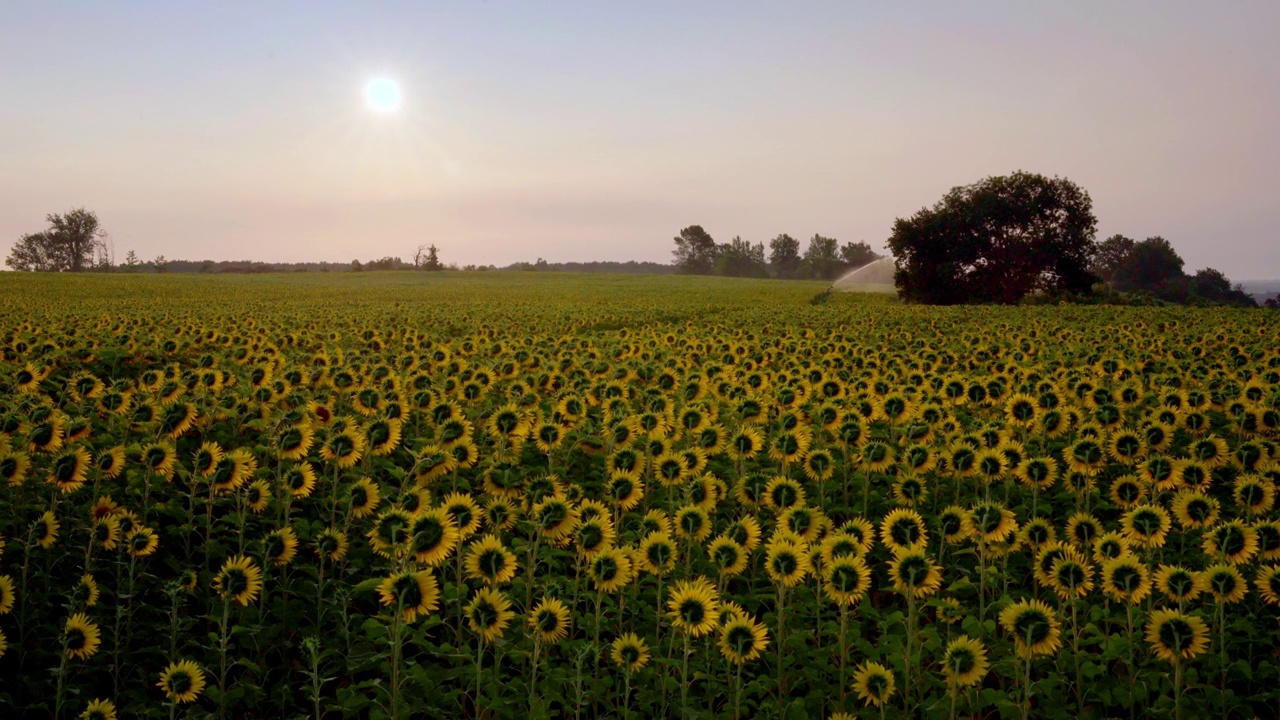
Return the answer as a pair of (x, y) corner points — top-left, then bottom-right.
(887, 171), (1099, 304)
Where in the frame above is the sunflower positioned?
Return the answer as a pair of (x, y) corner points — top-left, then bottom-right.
(1199, 563), (1248, 604)
(1255, 565), (1280, 606)
(1171, 491), (1219, 531)
(264, 526), (299, 566)
(157, 659), (206, 703)
(937, 506), (974, 545)
(1145, 608), (1210, 663)
(1018, 517), (1057, 550)
(64, 612), (102, 660)
(1108, 475), (1147, 510)
(213, 555), (264, 606)
(820, 531), (866, 564)
(823, 555), (871, 606)
(971, 502), (1018, 544)
(1121, 504), (1171, 550)
(210, 449), (257, 494)
(638, 532), (678, 576)
(348, 478), (382, 520)
(528, 597), (571, 644)
(1202, 521), (1258, 565)
(942, 635), (990, 687)
(999, 598), (1062, 658)
(125, 527), (159, 557)
(141, 442), (178, 481)
(1049, 550), (1095, 600)
(726, 426), (765, 461)
(674, 505), (712, 542)
(192, 442), (223, 478)
(377, 570), (441, 622)
(608, 474), (645, 511)
(244, 479), (272, 514)
(667, 577), (720, 636)
(1175, 459), (1211, 492)
(1, 451), (32, 486)
(1256, 520), (1280, 563)
(802, 448), (836, 483)
(1064, 512), (1102, 549)
(852, 661), (896, 708)
(1151, 564), (1200, 605)
(465, 587), (515, 642)
(1234, 474), (1274, 515)
(1101, 555), (1151, 604)
(889, 548), (942, 598)
(366, 418), (403, 457)
(282, 462), (318, 499)
(79, 698), (117, 720)
(0, 627), (6, 659)
(0, 574), (14, 614)
(762, 475), (806, 512)
(779, 505), (825, 544)
(36, 510), (59, 549)
(316, 527), (349, 562)
(611, 632), (651, 672)
(859, 440), (895, 474)
(1015, 456), (1059, 490)
(320, 426), (365, 469)
(718, 613), (770, 665)
(531, 495), (578, 542)
(765, 537), (811, 588)
(722, 515), (763, 553)
(590, 546), (635, 593)
(367, 508), (413, 558)
(880, 508), (929, 553)
(93, 515), (121, 551)
(48, 446), (92, 493)
(465, 534), (519, 585)
(704, 536), (747, 578)
(75, 573), (100, 608)
(275, 423), (314, 461)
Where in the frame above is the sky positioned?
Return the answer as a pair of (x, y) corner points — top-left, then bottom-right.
(2, 1), (1279, 278)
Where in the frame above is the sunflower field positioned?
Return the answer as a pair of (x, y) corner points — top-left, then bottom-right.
(2, 271), (1279, 719)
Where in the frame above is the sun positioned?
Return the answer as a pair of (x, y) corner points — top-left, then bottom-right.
(364, 77), (402, 113)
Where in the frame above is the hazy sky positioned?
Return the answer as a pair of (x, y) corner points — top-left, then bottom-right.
(3, 1), (1278, 277)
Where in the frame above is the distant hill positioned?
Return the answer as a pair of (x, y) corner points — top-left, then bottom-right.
(1238, 280), (1280, 304)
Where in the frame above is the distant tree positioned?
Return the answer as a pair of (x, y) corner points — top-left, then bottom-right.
(152, 255), (168, 273)
(768, 234), (802, 279)
(803, 234), (843, 280)
(6, 208), (105, 272)
(715, 236), (769, 278)
(1112, 236), (1185, 297)
(887, 171), (1098, 304)
(1091, 234), (1136, 284)
(672, 225), (718, 274)
(1190, 268), (1256, 307)
(351, 259), (363, 272)
(1266, 294), (1280, 309)
(123, 250), (140, 272)
(424, 245), (443, 271)
(839, 241), (880, 270)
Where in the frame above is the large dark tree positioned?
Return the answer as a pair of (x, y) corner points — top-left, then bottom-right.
(1112, 236), (1185, 296)
(672, 225), (718, 275)
(7, 208), (104, 272)
(887, 172), (1098, 304)
(1091, 234), (1136, 284)
(768, 234), (802, 279)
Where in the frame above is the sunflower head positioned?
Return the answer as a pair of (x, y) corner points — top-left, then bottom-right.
(611, 632), (651, 672)
(528, 597), (571, 644)
(157, 659), (207, 704)
(852, 661), (896, 708)
(999, 598), (1062, 658)
(942, 635), (990, 687)
(1145, 608), (1210, 663)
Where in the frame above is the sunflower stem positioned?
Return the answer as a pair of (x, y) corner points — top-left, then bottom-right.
(218, 598), (230, 720)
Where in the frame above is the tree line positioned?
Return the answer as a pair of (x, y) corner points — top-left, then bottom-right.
(671, 226), (881, 280)
(885, 171), (1269, 307)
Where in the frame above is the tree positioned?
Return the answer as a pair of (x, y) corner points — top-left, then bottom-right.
(672, 226), (718, 274)
(803, 234), (843, 280)
(1090, 234), (1135, 284)
(715, 236), (769, 278)
(768, 234), (802, 279)
(1111, 236), (1184, 296)
(839, 241), (879, 270)
(6, 208), (104, 272)
(887, 171), (1098, 304)
(123, 250), (139, 272)
(152, 255), (168, 273)
(1190, 268), (1256, 307)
